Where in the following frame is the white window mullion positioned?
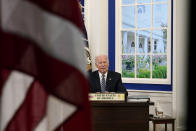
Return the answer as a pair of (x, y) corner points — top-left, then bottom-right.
(135, 1), (138, 79)
(150, 0), (153, 79)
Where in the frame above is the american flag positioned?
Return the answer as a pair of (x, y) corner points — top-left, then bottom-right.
(0, 0), (92, 131)
(78, 0), (92, 72)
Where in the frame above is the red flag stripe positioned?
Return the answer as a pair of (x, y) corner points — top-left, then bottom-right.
(28, 0), (84, 32)
(5, 80), (48, 131)
(0, 68), (11, 95)
(0, 32), (87, 106)
(0, 71), (34, 131)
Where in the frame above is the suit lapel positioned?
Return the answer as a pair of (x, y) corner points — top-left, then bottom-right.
(95, 71), (101, 91)
(106, 71), (112, 90)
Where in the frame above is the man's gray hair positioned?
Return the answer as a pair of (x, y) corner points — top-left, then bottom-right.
(95, 54), (108, 64)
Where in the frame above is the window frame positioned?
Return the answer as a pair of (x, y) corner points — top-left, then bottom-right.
(108, 0), (173, 91)
(115, 0), (172, 85)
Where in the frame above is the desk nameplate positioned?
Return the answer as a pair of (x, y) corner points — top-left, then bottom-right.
(89, 93), (125, 101)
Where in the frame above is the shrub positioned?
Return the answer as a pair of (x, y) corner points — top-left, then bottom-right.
(152, 66), (167, 78)
(137, 68), (150, 78)
(122, 71), (135, 78)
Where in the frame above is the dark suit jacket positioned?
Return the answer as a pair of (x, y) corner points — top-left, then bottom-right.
(89, 70), (127, 95)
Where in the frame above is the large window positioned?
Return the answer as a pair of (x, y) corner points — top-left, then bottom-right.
(115, 0), (171, 84)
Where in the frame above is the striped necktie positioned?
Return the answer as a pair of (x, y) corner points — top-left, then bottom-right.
(101, 74), (106, 92)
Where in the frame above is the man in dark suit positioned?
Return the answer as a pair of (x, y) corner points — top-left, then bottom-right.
(89, 55), (127, 95)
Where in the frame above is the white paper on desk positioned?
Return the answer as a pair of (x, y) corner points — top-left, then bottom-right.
(128, 95), (150, 99)
(127, 99), (149, 102)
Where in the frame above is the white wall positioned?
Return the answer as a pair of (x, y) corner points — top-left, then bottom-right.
(86, 0), (189, 130)
(173, 0), (189, 130)
(86, 0), (108, 71)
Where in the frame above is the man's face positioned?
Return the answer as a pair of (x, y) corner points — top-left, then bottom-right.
(95, 56), (109, 74)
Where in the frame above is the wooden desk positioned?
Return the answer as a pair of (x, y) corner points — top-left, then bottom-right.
(91, 101), (153, 131)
